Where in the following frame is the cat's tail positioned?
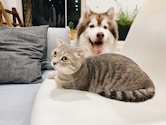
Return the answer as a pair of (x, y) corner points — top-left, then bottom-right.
(107, 87), (155, 102)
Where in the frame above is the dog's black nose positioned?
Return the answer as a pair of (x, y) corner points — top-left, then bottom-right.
(97, 32), (104, 40)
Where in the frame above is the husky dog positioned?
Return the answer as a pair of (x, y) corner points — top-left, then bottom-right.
(73, 6), (118, 57)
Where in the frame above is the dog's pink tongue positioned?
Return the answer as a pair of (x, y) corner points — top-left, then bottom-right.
(93, 45), (103, 54)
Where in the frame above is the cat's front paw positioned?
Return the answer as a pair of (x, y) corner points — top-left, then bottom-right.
(47, 71), (57, 79)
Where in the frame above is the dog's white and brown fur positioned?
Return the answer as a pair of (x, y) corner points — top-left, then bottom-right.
(73, 6), (118, 57)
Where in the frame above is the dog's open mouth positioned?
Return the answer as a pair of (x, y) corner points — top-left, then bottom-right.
(89, 39), (103, 54)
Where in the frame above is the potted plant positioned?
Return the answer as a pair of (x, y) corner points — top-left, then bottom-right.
(116, 5), (138, 40)
(68, 21), (77, 40)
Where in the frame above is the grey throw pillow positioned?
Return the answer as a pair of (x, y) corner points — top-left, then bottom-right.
(0, 25), (48, 84)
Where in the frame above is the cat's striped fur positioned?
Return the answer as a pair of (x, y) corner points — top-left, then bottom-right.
(50, 40), (155, 102)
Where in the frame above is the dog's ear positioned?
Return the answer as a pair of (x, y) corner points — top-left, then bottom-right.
(83, 6), (92, 18)
(78, 6), (92, 25)
(107, 7), (115, 19)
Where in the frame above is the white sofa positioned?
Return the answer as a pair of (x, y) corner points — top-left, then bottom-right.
(1, 0), (166, 125)
(31, 0), (166, 125)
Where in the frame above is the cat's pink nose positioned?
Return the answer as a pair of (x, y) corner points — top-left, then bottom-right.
(53, 62), (57, 65)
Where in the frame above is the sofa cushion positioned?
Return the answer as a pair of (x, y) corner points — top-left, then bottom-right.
(41, 27), (70, 70)
(0, 25), (48, 84)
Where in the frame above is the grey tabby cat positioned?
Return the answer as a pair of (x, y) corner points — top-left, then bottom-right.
(49, 40), (155, 102)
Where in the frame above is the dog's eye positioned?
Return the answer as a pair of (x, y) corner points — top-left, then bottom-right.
(61, 56), (68, 62)
(89, 25), (95, 28)
(103, 26), (108, 29)
(53, 51), (57, 57)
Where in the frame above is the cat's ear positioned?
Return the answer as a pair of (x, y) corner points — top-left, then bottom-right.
(57, 39), (65, 47)
(74, 48), (85, 58)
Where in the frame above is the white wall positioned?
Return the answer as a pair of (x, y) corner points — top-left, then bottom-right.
(85, 0), (117, 13)
(1, 0), (23, 21)
(85, 0), (146, 14)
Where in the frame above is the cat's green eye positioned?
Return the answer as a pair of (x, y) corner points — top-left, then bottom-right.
(61, 56), (68, 62)
(53, 51), (57, 57)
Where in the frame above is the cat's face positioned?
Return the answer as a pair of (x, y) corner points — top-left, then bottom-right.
(51, 40), (84, 74)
